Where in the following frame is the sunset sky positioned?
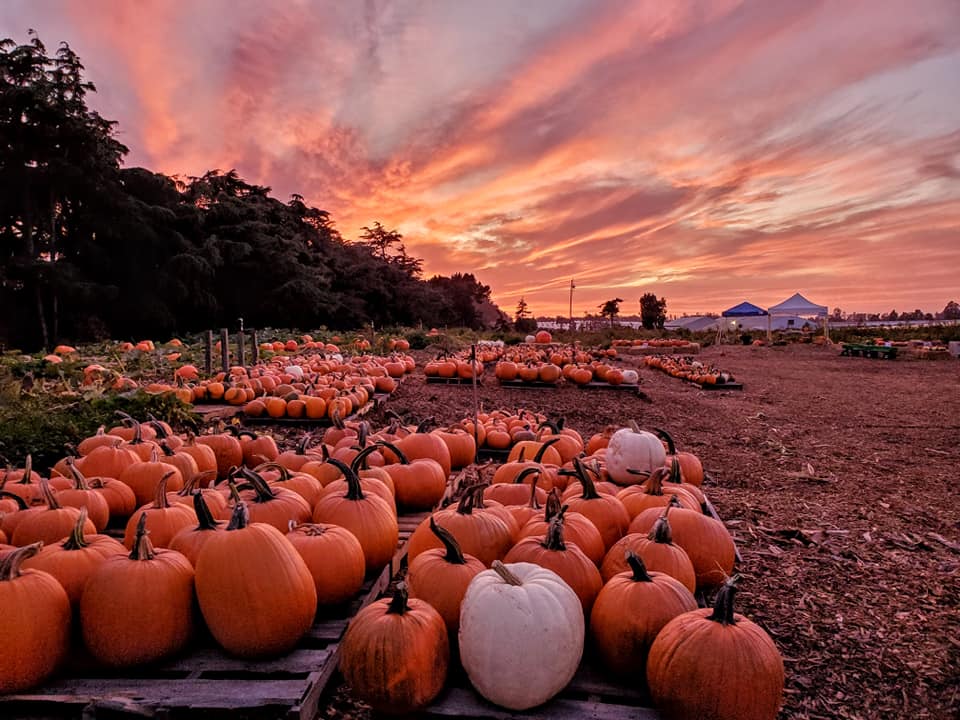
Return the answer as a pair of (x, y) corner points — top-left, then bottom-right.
(3, 0), (959, 316)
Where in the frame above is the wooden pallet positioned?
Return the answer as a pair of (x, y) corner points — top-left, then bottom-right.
(426, 376), (483, 385)
(497, 379), (561, 390)
(1, 512), (430, 720)
(576, 381), (642, 392)
(423, 655), (660, 719)
(687, 381), (743, 391)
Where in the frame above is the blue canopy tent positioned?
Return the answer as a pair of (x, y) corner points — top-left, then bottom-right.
(720, 301), (770, 341)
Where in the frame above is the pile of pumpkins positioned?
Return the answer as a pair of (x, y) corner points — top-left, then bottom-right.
(494, 344), (629, 387)
(0, 413), (479, 694)
(339, 423), (783, 719)
(423, 352), (486, 380)
(644, 355), (736, 385)
(612, 338), (697, 349)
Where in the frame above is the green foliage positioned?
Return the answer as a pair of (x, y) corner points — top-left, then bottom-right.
(640, 293), (668, 329)
(0, 381), (198, 473)
(405, 331), (430, 350)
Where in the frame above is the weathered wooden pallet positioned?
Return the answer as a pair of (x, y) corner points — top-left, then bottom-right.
(1, 511), (430, 720)
(497, 379), (561, 390)
(687, 381), (743, 391)
(426, 376), (483, 385)
(576, 381), (642, 392)
(423, 656), (660, 719)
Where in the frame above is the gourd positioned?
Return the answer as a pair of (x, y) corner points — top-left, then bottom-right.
(605, 422), (666, 485)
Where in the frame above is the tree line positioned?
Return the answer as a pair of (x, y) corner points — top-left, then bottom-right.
(0, 32), (494, 351)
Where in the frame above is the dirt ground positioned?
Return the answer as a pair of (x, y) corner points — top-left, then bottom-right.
(322, 344), (960, 720)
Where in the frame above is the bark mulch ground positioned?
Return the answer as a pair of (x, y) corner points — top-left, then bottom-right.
(310, 343), (960, 720)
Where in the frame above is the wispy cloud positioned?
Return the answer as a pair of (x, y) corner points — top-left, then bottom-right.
(2, 0), (958, 314)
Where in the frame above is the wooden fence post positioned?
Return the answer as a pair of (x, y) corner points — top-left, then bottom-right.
(237, 329), (245, 369)
(220, 328), (229, 374)
(251, 330), (259, 365)
(204, 330), (213, 375)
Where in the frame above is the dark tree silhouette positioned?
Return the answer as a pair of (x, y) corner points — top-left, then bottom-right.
(639, 293), (667, 329)
(599, 298), (623, 327)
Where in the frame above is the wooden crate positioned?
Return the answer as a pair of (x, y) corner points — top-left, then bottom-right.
(426, 376), (483, 386)
(496, 379), (561, 390)
(0, 512), (430, 720)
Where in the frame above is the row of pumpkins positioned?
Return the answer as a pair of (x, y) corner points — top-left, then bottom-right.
(644, 355), (737, 385)
(1, 417), (781, 719)
(494, 360), (639, 386)
(339, 426), (783, 719)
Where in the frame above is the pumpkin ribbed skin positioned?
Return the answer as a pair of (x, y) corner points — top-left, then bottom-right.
(22, 510), (126, 606)
(12, 481), (98, 547)
(194, 433), (243, 480)
(629, 506), (735, 591)
(287, 523), (365, 605)
(605, 426), (666, 485)
(196, 504), (316, 658)
(590, 554), (697, 677)
(600, 516), (696, 591)
(0, 544), (71, 693)
(119, 457), (184, 507)
(77, 443), (139, 481)
(81, 517), (195, 667)
(504, 517), (602, 613)
(407, 518), (485, 635)
(647, 579), (784, 720)
(312, 461), (399, 575)
(459, 561), (584, 710)
(407, 488), (514, 567)
(340, 585), (449, 713)
(123, 474), (197, 550)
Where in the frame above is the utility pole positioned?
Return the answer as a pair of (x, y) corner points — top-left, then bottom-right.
(569, 278), (576, 332)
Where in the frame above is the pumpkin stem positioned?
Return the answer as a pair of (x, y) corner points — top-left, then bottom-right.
(652, 427), (677, 455)
(192, 491), (222, 531)
(0, 542), (43, 580)
(325, 458), (365, 500)
(128, 418), (148, 446)
(667, 457), (683, 485)
(153, 471), (176, 508)
(491, 560), (523, 586)
(386, 582), (411, 614)
(240, 467), (278, 503)
(627, 420), (641, 433)
(625, 550), (654, 582)
(513, 466), (541, 487)
(542, 513), (567, 551)
(40, 477), (61, 509)
(572, 457), (601, 500)
(226, 501), (251, 531)
(0, 490), (29, 511)
(707, 575), (741, 625)
(526, 469), (542, 510)
(455, 486), (477, 515)
(429, 517), (466, 565)
(649, 515), (674, 544)
(351, 444), (381, 472)
(158, 440), (178, 458)
(376, 440), (409, 465)
(129, 513), (157, 561)
(642, 467), (668, 496)
(532, 437), (561, 463)
(254, 461), (291, 483)
(64, 456), (91, 490)
(543, 489), (563, 521)
(62, 507), (92, 550)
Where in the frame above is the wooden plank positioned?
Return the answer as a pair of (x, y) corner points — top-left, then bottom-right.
(204, 330), (213, 375)
(158, 648), (330, 675)
(220, 328), (229, 374)
(426, 376), (483, 385)
(423, 687), (660, 720)
(497, 380), (561, 390)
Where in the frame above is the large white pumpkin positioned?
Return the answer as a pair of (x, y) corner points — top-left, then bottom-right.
(459, 561), (584, 710)
(605, 425), (666, 485)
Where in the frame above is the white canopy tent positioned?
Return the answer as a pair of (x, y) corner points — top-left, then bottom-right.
(768, 293), (830, 340)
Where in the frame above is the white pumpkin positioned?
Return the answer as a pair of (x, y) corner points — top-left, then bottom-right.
(459, 561), (584, 710)
(605, 425), (666, 485)
(622, 369), (639, 384)
(524, 335), (536, 343)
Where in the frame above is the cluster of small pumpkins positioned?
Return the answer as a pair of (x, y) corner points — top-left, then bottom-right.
(0, 413), (480, 694)
(612, 338), (697, 348)
(339, 424), (783, 718)
(644, 355), (736, 385)
(423, 352), (486, 380)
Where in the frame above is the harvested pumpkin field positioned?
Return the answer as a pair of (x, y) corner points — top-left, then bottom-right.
(319, 343), (959, 720)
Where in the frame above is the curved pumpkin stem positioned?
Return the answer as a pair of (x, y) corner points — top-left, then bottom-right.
(455, 486), (477, 515)
(572, 457), (601, 500)
(192, 491), (222, 531)
(376, 440), (410, 465)
(239, 467), (278, 503)
(648, 515), (674, 544)
(666, 457), (684, 485)
(707, 575), (741, 626)
(153, 471), (176, 509)
(491, 560), (523, 586)
(386, 582), (410, 614)
(0, 490), (29, 511)
(254, 461), (291, 483)
(158, 440), (179, 459)
(640, 467), (669, 496)
(0, 542), (43, 580)
(625, 550), (654, 582)
(542, 513), (567, 551)
(351, 444), (381, 472)
(532, 437), (561, 463)
(652, 427), (677, 455)
(62, 507), (92, 550)
(543, 489), (563, 521)
(513, 466), (541, 487)
(129, 513), (156, 561)
(324, 458), (364, 501)
(40, 477), (61, 509)
(429, 517), (466, 565)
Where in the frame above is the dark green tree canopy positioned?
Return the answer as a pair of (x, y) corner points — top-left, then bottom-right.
(639, 293), (667, 329)
(0, 32), (499, 349)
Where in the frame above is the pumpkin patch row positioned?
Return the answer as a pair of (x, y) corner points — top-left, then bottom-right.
(644, 354), (737, 385)
(340, 424), (784, 719)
